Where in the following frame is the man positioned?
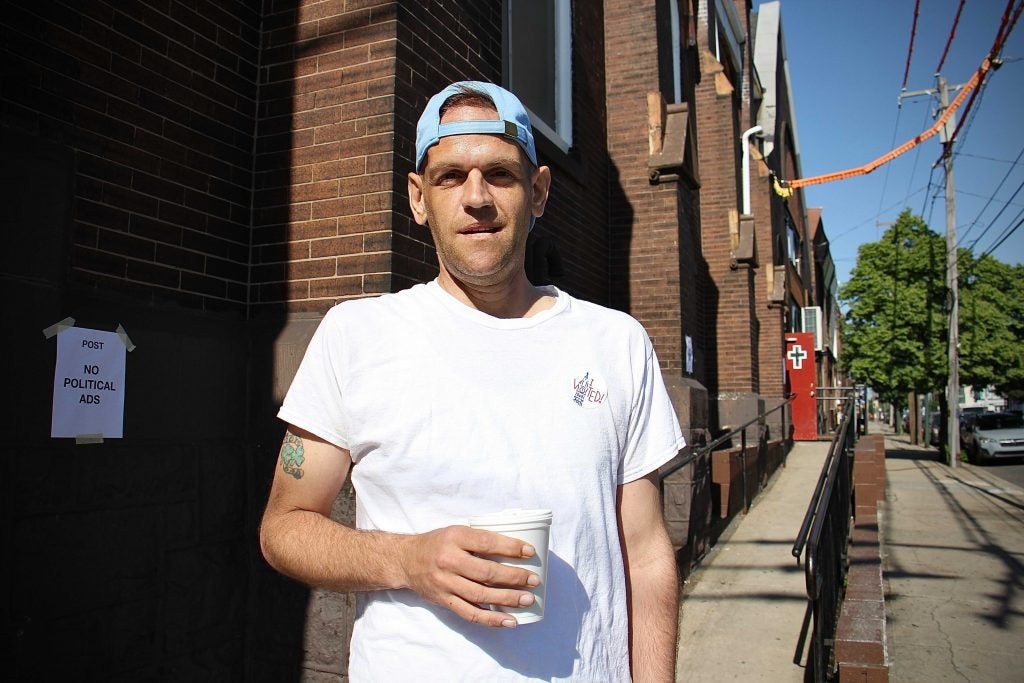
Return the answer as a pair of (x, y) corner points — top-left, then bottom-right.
(260, 81), (683, 681)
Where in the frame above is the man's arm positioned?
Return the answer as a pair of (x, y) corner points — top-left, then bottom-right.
(618, 470), (679, 682)
(259, 426), (540, 627)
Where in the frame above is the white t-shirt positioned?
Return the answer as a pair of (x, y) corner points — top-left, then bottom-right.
(279, 280), (685, 682)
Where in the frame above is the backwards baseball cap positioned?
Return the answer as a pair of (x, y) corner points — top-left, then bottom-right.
(414, 81), (538, 172)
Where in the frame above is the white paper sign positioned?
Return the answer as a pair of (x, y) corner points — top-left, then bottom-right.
(686, 335), (694, 375)
(51, 327), (127, 439)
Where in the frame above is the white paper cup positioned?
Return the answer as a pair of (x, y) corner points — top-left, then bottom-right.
(468, 508), (552, 624)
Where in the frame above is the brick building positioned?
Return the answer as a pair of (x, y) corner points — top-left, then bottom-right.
(2, 0), (836, 678)
(753, 0), (841, 436)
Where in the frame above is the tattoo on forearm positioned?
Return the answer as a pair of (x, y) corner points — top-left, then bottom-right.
(280, 431), (305, 480)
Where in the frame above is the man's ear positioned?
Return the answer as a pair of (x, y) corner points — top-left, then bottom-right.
(407, 172), (429, 226)
(530, 165), (552, 220)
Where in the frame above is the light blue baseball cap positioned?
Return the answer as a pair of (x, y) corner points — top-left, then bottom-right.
(414, 81), (538, 172)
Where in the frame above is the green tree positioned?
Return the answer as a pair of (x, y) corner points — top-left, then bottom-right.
(839, 210), (947, 411)
(959, 254), (1024, 399)
(840, 209), (1024, 423)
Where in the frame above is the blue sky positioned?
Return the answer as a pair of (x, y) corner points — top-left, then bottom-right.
(771, 0), (1024, 290)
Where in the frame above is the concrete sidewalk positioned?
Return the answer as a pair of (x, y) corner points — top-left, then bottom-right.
(882, 432), (1024, 682)
(675, 439), (830, 681)
(673, 429), (1024, 681)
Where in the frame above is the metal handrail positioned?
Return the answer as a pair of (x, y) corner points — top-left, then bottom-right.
(790, 395), (858, 680)
(791, 394), (855, 562)
(661, 397), (795, 479)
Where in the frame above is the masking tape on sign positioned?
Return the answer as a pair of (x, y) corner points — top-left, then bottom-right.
(42, 317), (76, 339)
(116, 324), (136, 352)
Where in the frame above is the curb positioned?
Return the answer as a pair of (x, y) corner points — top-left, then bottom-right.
(835, 433), (889, 681)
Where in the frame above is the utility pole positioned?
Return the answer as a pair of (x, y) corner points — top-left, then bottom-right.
(899, 74), (962, 467)
(939, 75), (960, 468)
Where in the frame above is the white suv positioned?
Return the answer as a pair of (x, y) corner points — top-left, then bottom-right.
(966, 412), (1024, 464)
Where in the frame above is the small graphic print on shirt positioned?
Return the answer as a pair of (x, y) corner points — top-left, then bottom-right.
(572, 371), (608, 409)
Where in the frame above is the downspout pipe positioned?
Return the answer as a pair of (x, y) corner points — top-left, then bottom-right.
(741, 125), (763, 215)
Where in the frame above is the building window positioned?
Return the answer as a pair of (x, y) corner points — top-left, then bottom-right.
(503, 0), (573, 152)
(787, 215), (802, 275)
(788, 301), (801, 333)
(656, 0), (684, 104)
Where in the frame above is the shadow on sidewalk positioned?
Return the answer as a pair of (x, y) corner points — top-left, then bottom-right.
(882, 450), (1024, 632)
(879, 430), (940, 461)
(884, 447), (940, 462)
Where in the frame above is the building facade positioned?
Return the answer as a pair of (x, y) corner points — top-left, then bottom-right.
(2, 0), (839, 678)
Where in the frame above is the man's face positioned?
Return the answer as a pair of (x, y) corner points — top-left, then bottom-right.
(408, 104), (550, 289)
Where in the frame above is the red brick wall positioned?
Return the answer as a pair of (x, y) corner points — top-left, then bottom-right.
(2, 1), (262, 312)
(605, 0), (706, 378)
(694, 2), (759, 394)
(391, 2), (504, 294)
(752, 153), (786, 397)
(605, 0), (681, 370)
(252, 0), (611, 314)
(2, 5), (267, 677)
(755, 20), (797, 397)
(776, 121), (810, 312)
(252, 0), (403, 313)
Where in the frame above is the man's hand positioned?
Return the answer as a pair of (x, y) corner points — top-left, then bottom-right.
(400, 525), (541, 628)
(260, 426), (542, 628)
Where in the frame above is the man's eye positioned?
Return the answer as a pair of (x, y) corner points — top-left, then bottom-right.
(489, 169), (515, 182)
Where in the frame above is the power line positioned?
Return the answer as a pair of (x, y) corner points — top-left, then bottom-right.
(958, 144), (1024, 247)
(827, 185), (930, 244)
(908, 0), (1024, 271)
(978, 194), (1024, 253)
(940, 0), (1024, 158)
(957, 151), (1024, 165)
(947, 64), (990, 152)
(775, 59), (991, 193)
(901, 0), (923, 91)
(936, 0), (968, 74)
(994, 0), (1024, 54)
(962, 176), (1024, 251)
(958, 187), (1024, 204)
(774, 1), (1022, 195)
(933, 70), (988, 168)
(981, 212), (1024, 258)
(920, 165), (941, 222)
(906, 102), (934, 205)
(876, 99), (906, 222)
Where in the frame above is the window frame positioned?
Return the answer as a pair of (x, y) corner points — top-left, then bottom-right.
(502, 0), (574, 153)
(656, 0), (685, 104)
(787, 217), (802, 270)
(711, 0), (744, 86)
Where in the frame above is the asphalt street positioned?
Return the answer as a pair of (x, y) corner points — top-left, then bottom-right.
(980, 460), (1024, 489)
(891, 429), (1024, 490)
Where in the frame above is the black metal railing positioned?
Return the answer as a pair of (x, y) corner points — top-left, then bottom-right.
(661, 398), (794, 514)
(791, 394), (858, 682)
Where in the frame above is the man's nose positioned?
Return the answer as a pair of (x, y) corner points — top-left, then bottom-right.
(462, 169), (493, 209)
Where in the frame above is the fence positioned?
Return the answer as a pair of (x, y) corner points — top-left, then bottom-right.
(791, 394), (858, 682)
(660, 398), (793, 575)
(661, 398), (793, 510)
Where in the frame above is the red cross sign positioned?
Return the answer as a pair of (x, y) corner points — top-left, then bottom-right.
(786, 333), (817, 440)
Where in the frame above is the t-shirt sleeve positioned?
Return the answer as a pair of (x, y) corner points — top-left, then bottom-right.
(618, 330), (686, 485)
(277, 309), (352, 451)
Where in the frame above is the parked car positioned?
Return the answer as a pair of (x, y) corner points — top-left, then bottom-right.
(959, 412), (981, 449)
(964, 412), (1024, 464)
